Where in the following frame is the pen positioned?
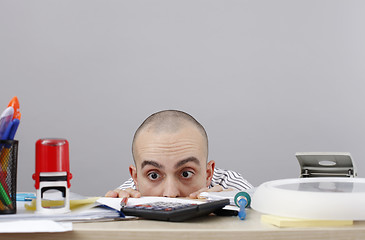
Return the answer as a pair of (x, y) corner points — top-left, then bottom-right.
(7, 96), (21, 120)
(6, 96), (21, 141)
(120, 197), (128, 208)
(0, 107), (14, 140)
(1, 120), (13, 141)
(0, 180), (13, 210)
(8, 119), (20, 140)
(0, 169), (10, 193)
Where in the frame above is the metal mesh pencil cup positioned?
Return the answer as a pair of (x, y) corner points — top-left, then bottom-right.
(0, 140), (18, 214)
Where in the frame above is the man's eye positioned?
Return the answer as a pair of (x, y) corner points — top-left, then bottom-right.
(147, 172), (160, 180)
(181, 171), (194, 179)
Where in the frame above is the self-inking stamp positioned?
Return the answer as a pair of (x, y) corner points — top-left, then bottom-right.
(32, 138), (73, 214)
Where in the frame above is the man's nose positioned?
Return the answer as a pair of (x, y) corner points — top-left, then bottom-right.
(162, 178), (180, 198)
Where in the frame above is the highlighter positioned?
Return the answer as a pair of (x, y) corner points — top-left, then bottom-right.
(7, 96), (21, 120)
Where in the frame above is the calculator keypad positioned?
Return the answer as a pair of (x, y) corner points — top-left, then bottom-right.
(124, 202), (196, 211)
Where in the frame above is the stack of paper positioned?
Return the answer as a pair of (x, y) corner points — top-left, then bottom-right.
(96, 196), (205, 211)
(0, 192), (124, 233)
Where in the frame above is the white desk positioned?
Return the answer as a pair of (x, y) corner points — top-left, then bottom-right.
(1, 209), (365, 240)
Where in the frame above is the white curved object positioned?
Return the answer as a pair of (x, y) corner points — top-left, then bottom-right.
(252, 177), (365, 220)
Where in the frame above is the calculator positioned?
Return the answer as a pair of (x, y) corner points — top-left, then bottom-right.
(121, 198), (230, 222)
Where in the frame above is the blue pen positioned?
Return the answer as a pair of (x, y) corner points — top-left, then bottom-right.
(1, 120), (13, 141)
(8, 119), (20, 140)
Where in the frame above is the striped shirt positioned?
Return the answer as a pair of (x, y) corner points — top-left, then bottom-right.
(117, 167), (253, 191)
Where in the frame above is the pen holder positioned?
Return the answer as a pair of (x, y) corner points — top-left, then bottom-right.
(0, 140), (18, 214)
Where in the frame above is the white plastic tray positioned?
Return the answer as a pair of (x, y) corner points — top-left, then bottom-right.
(252, 177), (365, 220)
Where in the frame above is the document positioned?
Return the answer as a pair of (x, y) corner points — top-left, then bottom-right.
(0, 192), (124, 231)
(0, 220), (72, 233)
(0, 201), (122, 222)
(97, 196), (205, 211)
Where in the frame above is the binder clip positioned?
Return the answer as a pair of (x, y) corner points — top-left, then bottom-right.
(32, 138), (72, 214)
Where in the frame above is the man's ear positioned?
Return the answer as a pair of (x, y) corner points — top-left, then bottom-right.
(206, 160), (215, 187)
(129, 165), (138, 190)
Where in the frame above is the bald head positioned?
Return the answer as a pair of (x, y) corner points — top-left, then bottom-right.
(132, 110), (208, 161)
(128, 110), (214, 197)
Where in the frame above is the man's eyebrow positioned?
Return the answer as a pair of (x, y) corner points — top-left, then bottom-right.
(141, 160), (164, 169)
(175, 157), (200, 169)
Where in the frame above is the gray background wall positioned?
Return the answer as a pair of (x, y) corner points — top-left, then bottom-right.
(1, 0), (364, 196)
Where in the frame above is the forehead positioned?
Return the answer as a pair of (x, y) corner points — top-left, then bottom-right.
(133, 125), (207, 164)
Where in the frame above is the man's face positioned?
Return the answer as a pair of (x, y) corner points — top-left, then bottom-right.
(130, 125), (214, 197)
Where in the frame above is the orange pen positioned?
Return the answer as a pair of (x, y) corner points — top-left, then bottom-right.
(7, 96), (21, 120)
(120, 197), (128, 208)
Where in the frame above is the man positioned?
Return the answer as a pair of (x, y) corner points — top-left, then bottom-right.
(105, 110), (252, 198)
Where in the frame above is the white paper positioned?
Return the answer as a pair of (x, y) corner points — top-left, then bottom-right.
(199, 190), (240, 205)
(97, 197), (205, 211)
(0, 195), (122, 223)
(0, 204), (121, 222)
(198, 191), (243, 211)
(199, 189), (255, 205)
(0, 220), (72, 233)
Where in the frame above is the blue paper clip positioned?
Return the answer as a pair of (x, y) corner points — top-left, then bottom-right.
(16, 193), (36, 201)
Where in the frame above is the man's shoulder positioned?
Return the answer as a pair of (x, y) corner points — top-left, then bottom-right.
(212, 167), (253, 190)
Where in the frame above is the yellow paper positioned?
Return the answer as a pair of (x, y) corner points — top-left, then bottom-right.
(261, 214), (353, 228)
(24, 197), (99, 211)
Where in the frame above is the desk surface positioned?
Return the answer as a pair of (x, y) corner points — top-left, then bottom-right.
(1, 209), (365, 240)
